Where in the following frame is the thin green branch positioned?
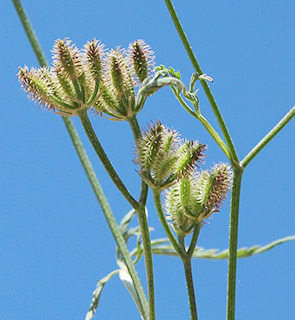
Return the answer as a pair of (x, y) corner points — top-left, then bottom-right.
(164, 0), (239, 164)
(241, 105), (295, 168)
(226, 168), (243, 320)
(66, 118), (148, 319)
(12, 0), (47, 66)
(187, 224), (201, 257)
(197, 113), (232, 161)
(182, 258), (198, 320)
(153, 190), (186, 259)
(171, 87), (231, 160)
(78, 109), (139, 209)
(128, 115), (155, 320)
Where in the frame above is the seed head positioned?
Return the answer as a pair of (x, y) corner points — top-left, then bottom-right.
(83, 39), (105, 82)
(52, 39), (83, 81)
(127, 39), (155, 83)
(197, 163), (232, 211)
(17, 66), (57, 111)
(174, 140), (206, 178)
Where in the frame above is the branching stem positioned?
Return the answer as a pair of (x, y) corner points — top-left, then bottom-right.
(128, 115), (155, 320)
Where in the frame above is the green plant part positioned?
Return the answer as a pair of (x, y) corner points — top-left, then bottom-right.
(127, 39), (155, 84)
(18, 38), (105, 116)
(18, 38), (155, 121)
(135, 121), (206, 190)
(164, 163), (231, 236)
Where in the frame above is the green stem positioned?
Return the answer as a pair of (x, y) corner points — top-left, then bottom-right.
(197, 113), (231, 161)
(226, 167), (243, 320)
(87, 80), (100, 106)
(153, 191), (186, 259)
(13, 1), (149, 317)
(187, 224), (201, 257)
(128, 116), (149, 205)
(12, 0), (47, 66)
(171, 87), (231, 160)
(182, 258), (198, 320)
(241, 105), (295, 168)
(64, 119), (149, 320)
(128, 116), (155, 320)
(78, 109), (139, 209)
(164, 0), (239, 163)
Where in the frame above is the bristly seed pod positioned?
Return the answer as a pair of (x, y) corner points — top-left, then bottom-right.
(17, 66), (57, 111)
(83, 39), (105, 82)
(174, 140), (206, 178)
(52, 39), (83, 81)
(196, 163), (232, 212)
(164, 163), (232, 236)
(103, 48), (135, 118)
(127, 39), (155, 83)
(18, 38), (155, 118)
(135, 121), (206, 189)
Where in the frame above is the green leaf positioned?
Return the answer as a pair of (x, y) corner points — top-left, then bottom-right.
(119, 267), (146, 320)
(119, 208), (137, 235)
(132, 235), (295, 260)
(85, 270), (119, 320)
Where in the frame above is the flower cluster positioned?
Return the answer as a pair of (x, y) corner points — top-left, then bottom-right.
(135, 121), (206, 188)
(165, 163), (232, 236)
(135, 121), (232, 236)
(18, 38), (154, 119)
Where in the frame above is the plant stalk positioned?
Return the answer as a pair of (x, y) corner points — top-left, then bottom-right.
(182, 257), (198, 320)
(241, 105), (295, 168)
(226, 166), (243, 320)
(78, 109), (139, 210)
(164, 0), (239, 164)
(128, 116), (155, 320)
(153, 191), (186, 259)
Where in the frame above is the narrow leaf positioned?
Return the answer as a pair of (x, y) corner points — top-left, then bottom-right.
(135, 236), (295, 260)
(119, 268), (146, 320)
(85, 270), (119, 320)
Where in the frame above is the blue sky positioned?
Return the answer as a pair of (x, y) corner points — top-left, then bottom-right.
(1, 1), (295, 319)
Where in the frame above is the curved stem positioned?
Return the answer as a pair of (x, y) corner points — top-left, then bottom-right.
(171, 87), (231, 161)
(241, 105), (295, 168)
(78, 109), (139, 209)
(128, 115), (155, 320)
(226, 167), (243, 320)
(153, 190), (186, 259)
(182, 258), (198, 320)
(164, 0), (239, 163)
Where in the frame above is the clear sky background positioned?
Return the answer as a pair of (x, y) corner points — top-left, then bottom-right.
(1, 1), (295, 319)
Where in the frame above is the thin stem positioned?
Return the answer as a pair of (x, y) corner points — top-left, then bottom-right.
(13, 1), (149, 317)
(78, 109), (139, 209)
(182, 258), (198, 320)
(226, 167), (243, 320)
(187, 224), (201, 257)
(153, 190), (186, 259)
(128, 115), (155, 320)
(128, 116), (149, 205)
(164, 0), (239, 164)
(87, 80), (100, 106)
(241, 105), (295, 168)
(171, 87), (231, 160)
(171, 86), (196, 117)
(65, 119), (149, 320)
(12, 0), (47, 66)
(197, 113), (231, 160)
